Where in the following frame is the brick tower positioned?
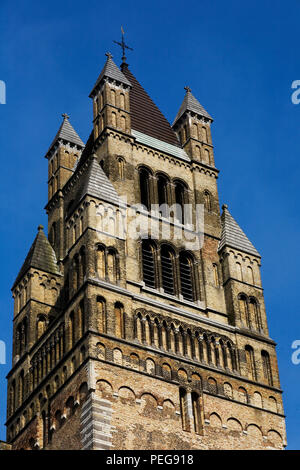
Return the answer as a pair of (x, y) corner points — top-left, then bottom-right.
(5, 52), (287, 450)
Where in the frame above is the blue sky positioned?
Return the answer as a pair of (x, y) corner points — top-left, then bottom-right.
(0, 0), (299, 449)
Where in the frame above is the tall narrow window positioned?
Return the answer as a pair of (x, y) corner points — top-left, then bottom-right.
(157, 174), (169, 217)
(261, 351), (273, 386)
(179, 388), (188, 431)
(115, 302), (125, 338)
(120, 93), (125, 109)
(69, 312), (75, 348)
(249, 298), (261, 330)
(236, 262), (243, 281)
(204, 191), (212, 212)
(79, 300), (85, 337)
(192, 392), (201, 434)
(107, 248), (117, 283)
(202, 126), (208, 142)
(174, 181), (186, 224)
(245, 345), (256, 380)
(97, 297), (106, 333)
(239, 294), (249, 328)
(97, 245), (106, 279)
(139, 168), (151, 211)
(142, 240), (156, 288)
(117, 157), (125, 180)
(213, 263), (220, 287)
(179, 252), (194, 301)
(111, 89), (116, 106)
(161, 245), (176, 296)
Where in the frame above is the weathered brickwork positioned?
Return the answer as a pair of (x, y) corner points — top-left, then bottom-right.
(4, 53), (286, 450)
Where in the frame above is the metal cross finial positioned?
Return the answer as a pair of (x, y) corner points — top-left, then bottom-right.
(113, 26), (133, 64)
(62, 113), (70, 120)
(105, 52), (113, 59)
(184, 86), (192, 93)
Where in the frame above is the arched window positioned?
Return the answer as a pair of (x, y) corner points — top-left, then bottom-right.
(50, 222), (56, 246)
(79, 299), (85, 337)
(239, 294), (250, 328)
(139, 168), (151, 211)
(120, 93), (125, 109)
(96, 245), (106, 279)
(179, 387), (188, 431)
(97, 297), (106, 333)
(157, 174), (169, 217)
(114, 302), (125, 338)
(213, 263), (219, 287)
(249, 298), (261, 331)
(174, 181), (187, 224)
(107, 248), (118, 283)
(192, 392), (202, 434)
(179, 252), (195, 301)
(111, 112), (117, 127)
(236, 262), (243, 281)
(69, 311), (75, 348)
(203, 149), (210, 164)
(245, 345), (256, 381)
(204, 190), (212, 212)
(117, 157), (125, 180)
(141, 240), (156, 288)
(261, 351), (273, 386)
(202, 126), (208, 143)
(111, 89), (116, 106)
(247, 266), (254, 284)
(160, 245), (176, 296)
(37, 315), (47, 340)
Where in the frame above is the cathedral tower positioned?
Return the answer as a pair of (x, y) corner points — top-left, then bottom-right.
(5, 51), (286, 450)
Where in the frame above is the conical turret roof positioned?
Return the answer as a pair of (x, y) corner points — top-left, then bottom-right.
(89, 53), (131, 98)
(218, 205), (260, 257)
(46, 114), (84, 157)
(13, 226), (60, 289)
(173, 88), (213, 126)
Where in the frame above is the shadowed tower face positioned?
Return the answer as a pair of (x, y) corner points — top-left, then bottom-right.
(4, 51), (286, 451)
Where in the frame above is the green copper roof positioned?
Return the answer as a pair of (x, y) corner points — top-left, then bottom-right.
(12, 225), (60, 289)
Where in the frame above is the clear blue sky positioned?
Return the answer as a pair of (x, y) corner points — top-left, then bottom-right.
(0, 0), (299, 449)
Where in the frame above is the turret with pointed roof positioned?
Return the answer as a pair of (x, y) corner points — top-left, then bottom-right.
(172, 87), (215, 166)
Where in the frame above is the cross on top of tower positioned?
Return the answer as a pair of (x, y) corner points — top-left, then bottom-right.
(113, 26), (133, 64)
(184, 86), (192, 93)
(62, 113), (70, 120)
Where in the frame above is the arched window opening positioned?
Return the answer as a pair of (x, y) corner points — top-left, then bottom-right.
(79, 300), (85, 337)
(249, 298), (261, 331)
(97, 297), (106, 333)
(139, 168), (151, 211)
(192, 392), (201, 434)
(261, 351), (273, 386)
(161, 245), (176, 296)
(69, 311), (75, 348)
(179, 252), (194, 301)
(96, 245), (106, 279)
(120, 93), (125, 109)
(245, 345), (257, 381)
(37, 315), (47, 340)
(157, 174), (169, 217)
(174, 181), (186, 224)
(236, 262), (243, 281)
(239, 294), (250, 328)
(203, 149), (210, 165)
(114, 302), (125, 339)
(142, 240), (156, 288)
(111, 112), (117, 127)
(117, 157), (125, 180)
(204, 190), (212, 212)
(202, 126), (208, 143)
(107, 248), (118, 283)
(213, 263), (219, 287)
(179, 388), (188, 431)
(111, 89), (116, 106)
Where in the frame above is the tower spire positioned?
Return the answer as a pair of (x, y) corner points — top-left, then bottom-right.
(113, 26), (133, 65)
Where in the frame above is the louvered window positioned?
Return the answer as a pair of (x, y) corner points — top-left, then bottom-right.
(142, 241), (156, 288)
(139, 168), (150, 211)
(179, 253), (194, 301)
(161, 245), (175, 295)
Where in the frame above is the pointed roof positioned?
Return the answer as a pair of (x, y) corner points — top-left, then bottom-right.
(173, 88), (213, 126)
(13, 226), (60, 289)
(121, 64), (181, 147)
(89, 53), (131, 98)
(66, 155), (123, 218)
(46, 114), (85, 157)
(218, 205), (260, 257)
